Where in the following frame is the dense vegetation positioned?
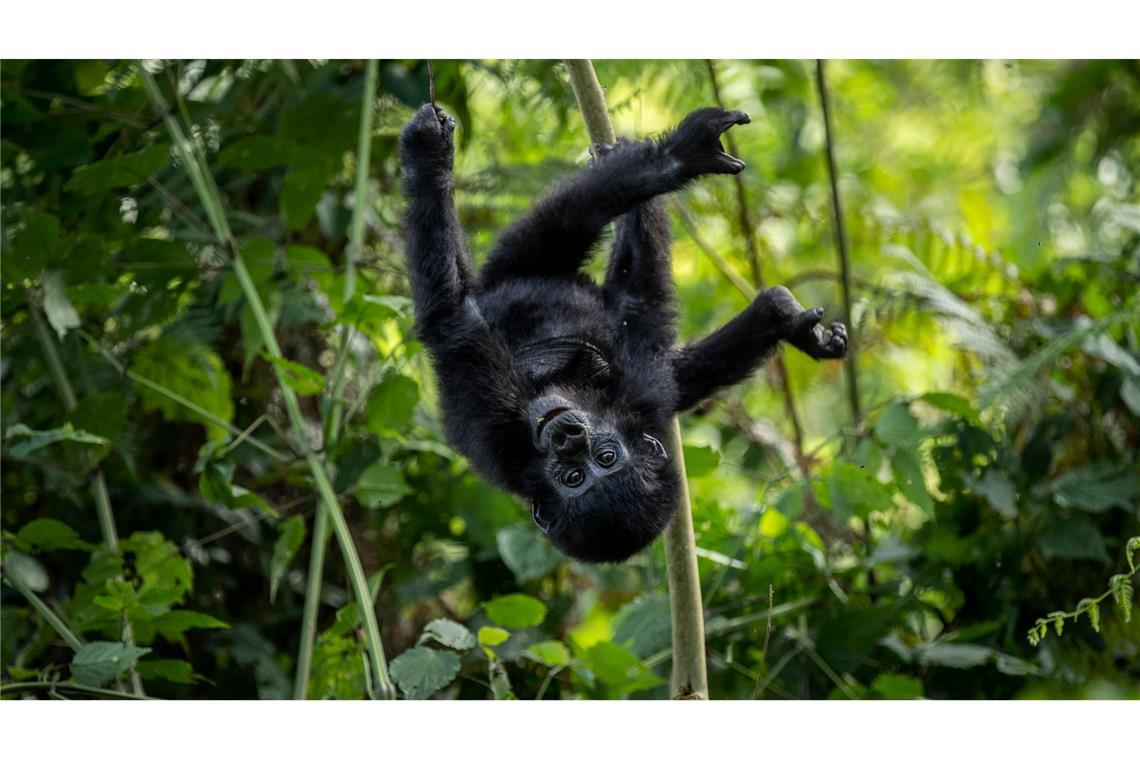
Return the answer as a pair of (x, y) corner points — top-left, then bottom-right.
(1, 59), (1137, 700)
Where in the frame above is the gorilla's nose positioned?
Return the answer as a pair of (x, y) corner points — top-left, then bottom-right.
(550, 420), (587, 455)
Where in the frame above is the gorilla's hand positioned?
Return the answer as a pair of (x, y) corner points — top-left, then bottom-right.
(399, 103), (456, 179)
(768, 285), (848, 360)
(663, 107), (750, 178)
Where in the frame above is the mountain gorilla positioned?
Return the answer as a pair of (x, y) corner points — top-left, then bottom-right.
(399, 103), (848, 563)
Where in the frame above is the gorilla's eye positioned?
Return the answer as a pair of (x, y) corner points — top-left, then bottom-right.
(563, 469), (585, 487)
(595, 448), (617, 467)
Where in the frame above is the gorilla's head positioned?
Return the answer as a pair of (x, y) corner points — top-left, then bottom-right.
(524, 391), (679, 562)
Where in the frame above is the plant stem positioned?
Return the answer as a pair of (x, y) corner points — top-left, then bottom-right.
(292, 59), (380, 701)
(705, 60), (808, 463)
(564, 58), (708, 700)
(3, 568), (86, 652)
(139, 65), (393, 699)
(0, 681), (156, 700)
(31, 309), (145, 696)
(815, 60), (862, 424)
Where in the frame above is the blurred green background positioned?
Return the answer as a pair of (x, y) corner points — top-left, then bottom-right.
(1, 59), (1137, 700)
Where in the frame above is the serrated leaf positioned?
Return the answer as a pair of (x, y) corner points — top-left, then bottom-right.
(261, 354), (325, 396)
(269, 515), (306, 603)
(525, 640), (570, 668)
(496, 523), (563, 584)
(70, 642), (150, 686)
(485, 593), (546, 628)
(389, 646), (461, 699)
(132, 339), (234, 440)
(419, 619), (476, 651)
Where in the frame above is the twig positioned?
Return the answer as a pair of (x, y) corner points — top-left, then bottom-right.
(751, 584), (775, 699)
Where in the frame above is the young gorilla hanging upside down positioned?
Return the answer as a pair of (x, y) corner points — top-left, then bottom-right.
(399, 104), (848, 563)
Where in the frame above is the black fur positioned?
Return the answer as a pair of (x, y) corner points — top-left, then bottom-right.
(399, 104), (848, 563)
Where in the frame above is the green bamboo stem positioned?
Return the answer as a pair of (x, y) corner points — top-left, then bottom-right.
(4, 566), (87, 652)
(815, 60), (862, 424)
(31, 309), (145, 696)
(293, 59), (380, 700)
(139, 65), (394, 699)
(563, 58), (708, 700)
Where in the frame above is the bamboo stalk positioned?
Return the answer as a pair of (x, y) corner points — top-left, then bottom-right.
(31, 309), (145, 696)
(563, 58), (708, 700)
(815, 60), (862, 424)
(139, 65), (394, 699)
(294, 59), (380, 700)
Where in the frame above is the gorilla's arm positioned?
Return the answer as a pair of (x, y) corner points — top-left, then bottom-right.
(400, 104), (476, 346)
(672, 286), (848, 412)
(480, 108), (751, 288)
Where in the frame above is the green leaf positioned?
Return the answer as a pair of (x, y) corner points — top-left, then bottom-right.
(6, 211), (58, 280)
(682, 444), (721, 478)
(871, 673), (924, 699)
(917, 392), (982, 425)
(218, 135), (297, 170)
(914, 642), (995, 669)
(41, 270), (80, 338)
(1045, 464), (1140, 513)
(65, 144), (169, 194)
(269, 515), (306, 603)
(280, 167), (328, 229)
(477, 626), (510, 647)
(5, 423), (108, 459)
(261, 354), (325, 397)
(818, 461), (894, 522)
(4, 551), (49, 592)
(875, 403), (921, 448)
(136, 658), (195, 684)
(70, 642), (150, 687)
(153, 610), (228, 641)
(817, 606), (894, 673)
(496, 524), (563, 584)
(365, 373), (420, 433)
(1040, 516), (1110, 562)
(418, 619), (476, 651)
(969, 470), (1017, 518)
(16, 518), (91, 553)
(485, 593), (547, 628)
(389, 646), (461, 699)
(132, 339), (234, 440)
(890, 448), (934, 517)
(525, 640), (570, 668)
(356, 462), (411, 509)
(583, 641), (663, 693)
(611, 593), (671, 659)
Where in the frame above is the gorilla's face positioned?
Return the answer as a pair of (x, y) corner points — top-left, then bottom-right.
(526, 392), (677, 563)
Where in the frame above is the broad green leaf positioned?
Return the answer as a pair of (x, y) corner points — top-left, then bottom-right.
(584, 641), (663, 693)
(132, 339), (234, 440)
(917, 392), (982, 425)
(356, 462), (411, 509)
(418, 619), (475, 651)
(5, 423), (108, 459)
(15, 518), (91, 553)
(137, 658), (195, 684)
(280, 167), (328, 229)
(525, 640), (570, 668)
(1045, 464), (1140, 513)
(1040, 516), (1110, 562)
(41, 270), (80, 338)
(818, 461), (894, 521)
(969, 470), (1017, 518)
(477, 626), (510, 647)
(611, 593), (671, 659)
(816, 606), (894, 673)
(153, 610), (228, 641)
(683, 444), (721, 478)
(6, 212), (59, 280)
(496, 524), (563, 584)
(485, 593), (546, 628)
(269, 515), (306, 603)
(70, 642), (150, 686)
(890, 448), (934, 517)
(871, 673), (924, 699)
(365, 373), (420, 433)
(875, 403), (921, 448)
(65, 144), (169, 194)
(261, 354), (325, 397)
(389, 646), (461, 699)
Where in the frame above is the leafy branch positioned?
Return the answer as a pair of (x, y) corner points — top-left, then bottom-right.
(1028, 536), (1138, 645)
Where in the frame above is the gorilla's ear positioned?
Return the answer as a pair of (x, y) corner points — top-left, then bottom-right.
(531, 500), (552, 534)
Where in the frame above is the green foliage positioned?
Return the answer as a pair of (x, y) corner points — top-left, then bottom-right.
(3, 59), (1137, 700)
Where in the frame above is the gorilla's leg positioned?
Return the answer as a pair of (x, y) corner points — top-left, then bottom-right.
(672, 286), (848, 412)
(479, 108), (750, 289)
